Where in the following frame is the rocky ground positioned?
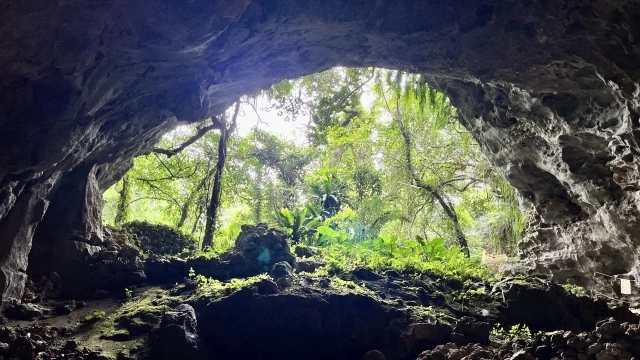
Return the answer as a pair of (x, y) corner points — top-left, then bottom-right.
(2, 224), (639, 360)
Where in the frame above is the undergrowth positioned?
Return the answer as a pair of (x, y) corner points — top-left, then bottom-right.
(315, 241), (493, 283)
(491, 323), (535, 342)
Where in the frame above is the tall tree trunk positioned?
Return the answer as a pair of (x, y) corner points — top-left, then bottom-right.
(114, 175), (130, 225)
(177, 164), (215, 229)
(202, 102), (240, 249)
(395, 117), (470, 257)
(191, 197), (204, 237)
(254, 163), (263, 223)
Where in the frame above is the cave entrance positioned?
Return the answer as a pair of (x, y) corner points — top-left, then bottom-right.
(101, 67), (524, 266)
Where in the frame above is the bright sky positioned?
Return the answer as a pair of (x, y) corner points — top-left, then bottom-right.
(234, 82), (376, 146)
(235, 96), (310, 146)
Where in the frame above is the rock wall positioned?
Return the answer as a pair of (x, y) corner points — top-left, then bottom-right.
(0, 0), (639, 301)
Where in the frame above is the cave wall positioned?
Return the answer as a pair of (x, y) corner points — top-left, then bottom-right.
(1, 0), (639, 302)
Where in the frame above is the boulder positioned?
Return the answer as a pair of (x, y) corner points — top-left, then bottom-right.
(151, 304), (206, 360)
(53, 300), (76, 315)
(187, 224), (296, 281)
(270, 261), (294, 289)
(4, 303), (47, 320)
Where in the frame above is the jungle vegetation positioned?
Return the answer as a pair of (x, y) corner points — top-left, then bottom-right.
(103, 68), (525, 275)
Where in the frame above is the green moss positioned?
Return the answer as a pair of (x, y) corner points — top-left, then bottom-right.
(562, 283), (586, 297)
(96, 288), (174, 342)
(190, 273), (274, 299)
(83, 311), (106, 323)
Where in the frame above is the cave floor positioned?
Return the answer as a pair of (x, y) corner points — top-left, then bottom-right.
(1, 269), (637, 360)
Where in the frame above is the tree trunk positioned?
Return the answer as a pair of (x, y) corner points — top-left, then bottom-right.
(395, 116), (470, 257)
(191, 198), (204, 236)
(254, 163), (263, 223)
(114, 175), (130, 225)
(201, 103), (240, 249)
(177, 164), (215, 229)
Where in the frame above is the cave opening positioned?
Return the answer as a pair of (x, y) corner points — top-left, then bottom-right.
(99, 67), (525, 262)
(2, 0), (640, 358)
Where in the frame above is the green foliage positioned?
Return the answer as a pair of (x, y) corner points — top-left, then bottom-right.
(103, 67), (524, 268)
(192, 272), (273, 296)
(315, 236), (492, 282)
(84, 311), (107, 323)
(562, 283), (587, 297)
(307, 168), (349, 218)
(316, 225), (348, 245)
(278, 207), (321, 243)
(416, 236), (449, 260)
(124, 288), (132, 298)
(491, 323), (533, 342)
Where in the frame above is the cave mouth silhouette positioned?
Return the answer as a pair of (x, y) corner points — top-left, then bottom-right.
(0, 0), (638, 303)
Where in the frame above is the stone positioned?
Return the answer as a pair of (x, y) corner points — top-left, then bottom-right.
(364, 350), (387, 360)
(567, 335), (586, 350)
(152, 304), (206, 360)
(596, 318), (621, 340)
(353, 268), (383, 281)
(296, 258), (324, 273)
(451, 317), (491, 345)
(588, 343), (604, 355)
(270, 261), (294, 279)
(198, 285), (448, 360)
(294, 245), (318, 258)
(384, 270), (401, 278)
(65, 340), (79, 350)
(254, 278), (279, 295)
(510, 350), (535, 360)
(4, 303), (46, 320)
(145, 256), (188, 283)
(595, 349), (617, 360)
(270, 261), (294, 289)
(54, 300), (76, 315)
(187, 224), (295, 282)
(94, 289), (109, 299)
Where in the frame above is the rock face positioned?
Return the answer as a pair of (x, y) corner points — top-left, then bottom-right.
(0, 0), (639, 301)
(145, 224), (295, 283)
(417, 317), (640, 360)
(188, 223), (295, 280)
(152, 304), (206, 360)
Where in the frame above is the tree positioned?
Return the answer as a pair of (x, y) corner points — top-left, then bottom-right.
(114, 175), (130, 225)
(202, 102), (241, 249)
(374, 72), (475, 256)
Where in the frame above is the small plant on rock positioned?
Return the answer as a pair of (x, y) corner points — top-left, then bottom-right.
(83, 311), (107, 324)
(562, 283), (586, 297)
(491, 323), (533, 342)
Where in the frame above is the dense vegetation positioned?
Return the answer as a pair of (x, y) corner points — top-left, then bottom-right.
(103, 68), (524, 272)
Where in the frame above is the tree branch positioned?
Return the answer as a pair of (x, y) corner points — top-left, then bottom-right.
(152, 118), (224, 157)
